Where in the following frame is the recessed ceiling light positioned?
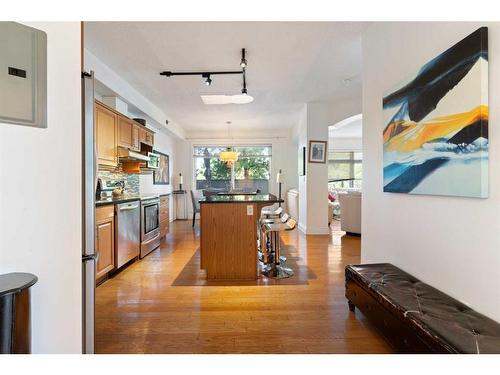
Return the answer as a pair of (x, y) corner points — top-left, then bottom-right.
(201, 94), (254, 105)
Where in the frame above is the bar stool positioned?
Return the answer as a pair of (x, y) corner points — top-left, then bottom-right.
(261, 218), (297, 279)
(257, 206), (283, 255)
(261, 206), (283, 219)
(259, 213), (289, 266)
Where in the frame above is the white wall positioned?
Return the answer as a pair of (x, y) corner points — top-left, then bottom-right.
(0, 22), (82, 352)
(329, 137), (362, 151)
(296, 101), (361, 235)
(362, 22), (500, 322)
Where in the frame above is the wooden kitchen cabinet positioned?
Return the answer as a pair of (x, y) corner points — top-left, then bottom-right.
(95, 102), (118, 167)
(131, 124), (140, 151)
(159, 195), (170, 239)
(95, 205), (115, 280)
(118, 117), (141, 152)
(139, 127), (155, 147)
(118, 117), (133, 149)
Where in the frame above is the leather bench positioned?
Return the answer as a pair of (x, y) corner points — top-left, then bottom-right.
(345, 263), (500, 353)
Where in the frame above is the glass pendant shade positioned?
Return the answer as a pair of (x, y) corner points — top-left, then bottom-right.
(219, 150), (238, 163)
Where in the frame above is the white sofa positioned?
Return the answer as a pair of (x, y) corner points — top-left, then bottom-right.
(337, 192), (362, 235)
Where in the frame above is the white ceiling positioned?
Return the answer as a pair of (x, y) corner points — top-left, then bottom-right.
(84, 22), (365, 132)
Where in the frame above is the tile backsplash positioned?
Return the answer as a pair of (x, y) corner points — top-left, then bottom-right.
(98, 169), (140, 195)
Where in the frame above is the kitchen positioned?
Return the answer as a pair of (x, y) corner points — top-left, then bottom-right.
(92, 98), (176, 284)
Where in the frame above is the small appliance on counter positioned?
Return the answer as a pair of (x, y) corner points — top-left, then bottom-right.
(95, 178), (103, 201)
(97, 179), (126, 201)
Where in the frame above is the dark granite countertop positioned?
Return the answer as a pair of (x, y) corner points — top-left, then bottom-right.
(199, 193), (283, 204)
(96, 195), (141, 207)
(160, 193), (171, 197)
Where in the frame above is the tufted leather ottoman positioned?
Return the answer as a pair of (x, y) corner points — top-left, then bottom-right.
(345, 263), (500, 353)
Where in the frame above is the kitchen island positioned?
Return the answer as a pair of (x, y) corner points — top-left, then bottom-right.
(199, 194), (283, 280)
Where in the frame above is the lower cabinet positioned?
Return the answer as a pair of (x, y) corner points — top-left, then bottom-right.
(95, 205), (115, 280)
(160, 195), (170, 238)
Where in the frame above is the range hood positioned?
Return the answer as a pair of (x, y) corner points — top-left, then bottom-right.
(117, 147), (150, 162)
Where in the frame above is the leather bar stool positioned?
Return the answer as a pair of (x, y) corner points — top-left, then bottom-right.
(261, 218), (297, 279)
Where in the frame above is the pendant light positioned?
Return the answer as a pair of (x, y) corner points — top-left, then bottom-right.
(219, 121), (238, 163)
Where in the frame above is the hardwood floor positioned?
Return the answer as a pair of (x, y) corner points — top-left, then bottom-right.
(95, 219), (393, 353)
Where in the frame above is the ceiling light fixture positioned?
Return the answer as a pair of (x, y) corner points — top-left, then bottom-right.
(203, 74), (212, 86)
(220, 121), (238, 164)
(160, 48), (250, 99)
(240, 48), (247, 68)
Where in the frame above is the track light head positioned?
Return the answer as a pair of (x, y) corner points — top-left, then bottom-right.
(203, 74), (212, 86)
(240, 48), (247, 68)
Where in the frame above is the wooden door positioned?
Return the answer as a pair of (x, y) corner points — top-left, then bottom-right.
(95, 103), (118, 167)
(95, 206), (115, 279)
(118, 117), (133, 149)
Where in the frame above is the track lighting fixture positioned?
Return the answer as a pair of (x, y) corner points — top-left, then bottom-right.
(203, 74), (212, 86)
(240, 48), (247, 68)
(160, 48), (250, 97)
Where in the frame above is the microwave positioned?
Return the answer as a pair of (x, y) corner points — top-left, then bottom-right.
(147, 152), (160, 169)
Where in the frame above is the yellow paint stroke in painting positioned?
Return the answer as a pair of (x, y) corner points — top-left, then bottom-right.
(384, 105), (489, 152)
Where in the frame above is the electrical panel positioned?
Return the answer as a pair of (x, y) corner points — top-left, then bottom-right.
(0, 22), (47, 128)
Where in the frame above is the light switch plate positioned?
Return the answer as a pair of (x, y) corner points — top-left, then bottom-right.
(0, 22), (47, 128)
(246, 205), (254, 216)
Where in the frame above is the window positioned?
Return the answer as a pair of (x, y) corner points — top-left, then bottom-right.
(194, 145), (272, 193)
(328, 151), (362, 190)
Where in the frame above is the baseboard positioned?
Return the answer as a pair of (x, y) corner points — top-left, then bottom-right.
(298, 222), (307, 234)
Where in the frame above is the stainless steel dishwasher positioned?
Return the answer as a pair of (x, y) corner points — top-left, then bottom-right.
(115, 200), (141, 269)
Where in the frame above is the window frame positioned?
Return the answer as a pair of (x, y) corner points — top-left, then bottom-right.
(328, 150), (362, 189)
(192, 144), (273, 192)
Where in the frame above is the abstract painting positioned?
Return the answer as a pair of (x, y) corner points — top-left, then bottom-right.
(383, 27), (488, 198)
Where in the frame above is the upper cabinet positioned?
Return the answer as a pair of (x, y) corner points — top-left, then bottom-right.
(95, 102), (118, 167)
(95, 100), (155, 168)
(118, 117), (141, 151)
(139, 127), (154, 147)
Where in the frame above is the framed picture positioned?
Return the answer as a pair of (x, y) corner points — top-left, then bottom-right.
(153, 150), (170, 185)
(308, 140), (327, 163)
(298, 146), (306, 176)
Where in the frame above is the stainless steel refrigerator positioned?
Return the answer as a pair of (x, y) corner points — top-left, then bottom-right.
(82, 71), (96, 354)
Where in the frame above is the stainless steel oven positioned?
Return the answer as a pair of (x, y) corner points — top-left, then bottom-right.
(140, 196), (160, 258)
